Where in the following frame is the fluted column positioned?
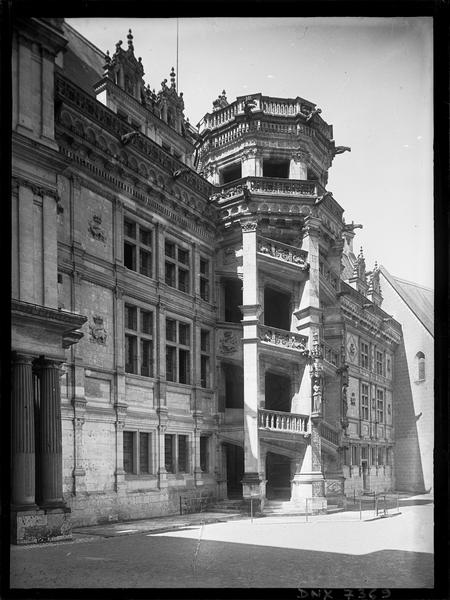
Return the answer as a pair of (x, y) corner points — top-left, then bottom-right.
(36, 358), (64, 507)
(11, 353), (37, 508)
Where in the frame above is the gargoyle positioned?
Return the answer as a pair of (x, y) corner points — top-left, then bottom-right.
(120, 131), (140, 145)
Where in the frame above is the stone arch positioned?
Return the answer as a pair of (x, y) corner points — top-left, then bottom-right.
(138, 163), (148, 178)
(85, 127), (96, 144)
(74, 119), (84, 137)
(98, 135), (107, 151)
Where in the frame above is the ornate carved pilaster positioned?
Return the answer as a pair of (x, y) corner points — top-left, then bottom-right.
(72, 396), (87, 494)
(157, 408), (168, 489)
(114, 403), (127, 492)
(35, 358), (65, 507)
(11, 353), (38, 509)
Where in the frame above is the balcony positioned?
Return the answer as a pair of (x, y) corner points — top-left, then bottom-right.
(259, 324), (309, 356)
(257, 236), (309, 272)
(211, 176), (325, 205)
(259, 408), (309, 435)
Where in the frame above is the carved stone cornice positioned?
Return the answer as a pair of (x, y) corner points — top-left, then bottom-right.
(12, 176), (60, 202)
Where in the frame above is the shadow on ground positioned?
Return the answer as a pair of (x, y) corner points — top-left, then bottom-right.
(10, 531), (433, 589)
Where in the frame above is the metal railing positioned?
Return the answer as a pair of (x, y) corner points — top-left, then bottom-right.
(258, 408), (309, 434)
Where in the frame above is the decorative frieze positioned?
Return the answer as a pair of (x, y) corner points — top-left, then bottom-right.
(55, 74), (211, 197)
(258, 325), (309, 354)
(257, 237), (309, 270)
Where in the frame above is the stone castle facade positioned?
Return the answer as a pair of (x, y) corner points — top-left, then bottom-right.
(11, 18), (417, 544)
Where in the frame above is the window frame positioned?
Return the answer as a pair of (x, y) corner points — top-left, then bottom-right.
(200, 328), (211, 389)
(199, 256), (211, 302)
(416, 351), (426, 382)
(360, 341), (369, 369)
(165, 317), (191, 384)
(376, 388), (385, 423)
(165, 238), (191, 294)
(376, 350), (384, 376)
(360, 382), (369, 421)
(124, 303), (154, 377)
(200, 435), (210, 472)
(123, 430), (153, 476)
(123, 217), (154, 279)
(164, 432), (191, 474)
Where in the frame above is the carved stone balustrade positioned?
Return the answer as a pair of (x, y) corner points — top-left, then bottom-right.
(258, 408), (309, 435)
(258, 325), (309, 355)
(319, 421), (341, 447)
(257, 236), (309, 270)
(248, 177), (319, 197)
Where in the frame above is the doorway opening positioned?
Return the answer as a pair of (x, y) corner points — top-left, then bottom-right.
(224, 443), (244, 499)
(264, 287), (291, 331)
(265, 452), (291, 500)
(265, 372), (291, 412)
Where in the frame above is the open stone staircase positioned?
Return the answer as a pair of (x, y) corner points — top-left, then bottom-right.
(263, 499), (344, 516)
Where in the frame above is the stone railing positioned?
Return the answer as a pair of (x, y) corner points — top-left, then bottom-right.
(258, 408), (309, 434)
(319, 421), (340, 447)
(211, 177), (323, 203)
(259, 325), (309, 353)
(248, 177), (321, 196)
(257, 236), (308, 270)
(55, 75), (211, 197)
(320, 342), (340, 367)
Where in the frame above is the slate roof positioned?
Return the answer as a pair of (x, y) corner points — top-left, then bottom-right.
(57, 21), (105, 96)
(379, 265), (434, 336)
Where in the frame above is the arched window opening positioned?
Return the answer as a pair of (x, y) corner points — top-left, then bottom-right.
(416, 351), (425, 381)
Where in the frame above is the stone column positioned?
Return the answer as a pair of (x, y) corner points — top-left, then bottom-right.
(241, 148), (258, 178)
(240, 220), (263, 508)
(11, 353), (37, 508)
(36, 358), (65, 507)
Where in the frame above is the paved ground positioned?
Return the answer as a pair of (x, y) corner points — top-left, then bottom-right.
(9, 496), (434, 589)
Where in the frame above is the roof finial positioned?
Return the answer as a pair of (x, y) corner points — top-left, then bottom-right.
(127, 29), (134, 51)
(170, 67), (176, 89)
(105, 49), (111, 64)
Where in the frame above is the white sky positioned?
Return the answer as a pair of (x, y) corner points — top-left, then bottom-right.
(67, 17), (434, 289)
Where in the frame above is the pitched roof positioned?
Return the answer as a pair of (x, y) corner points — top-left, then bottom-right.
(379, 265), (434, 336)
(57, 21), (105, 96)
